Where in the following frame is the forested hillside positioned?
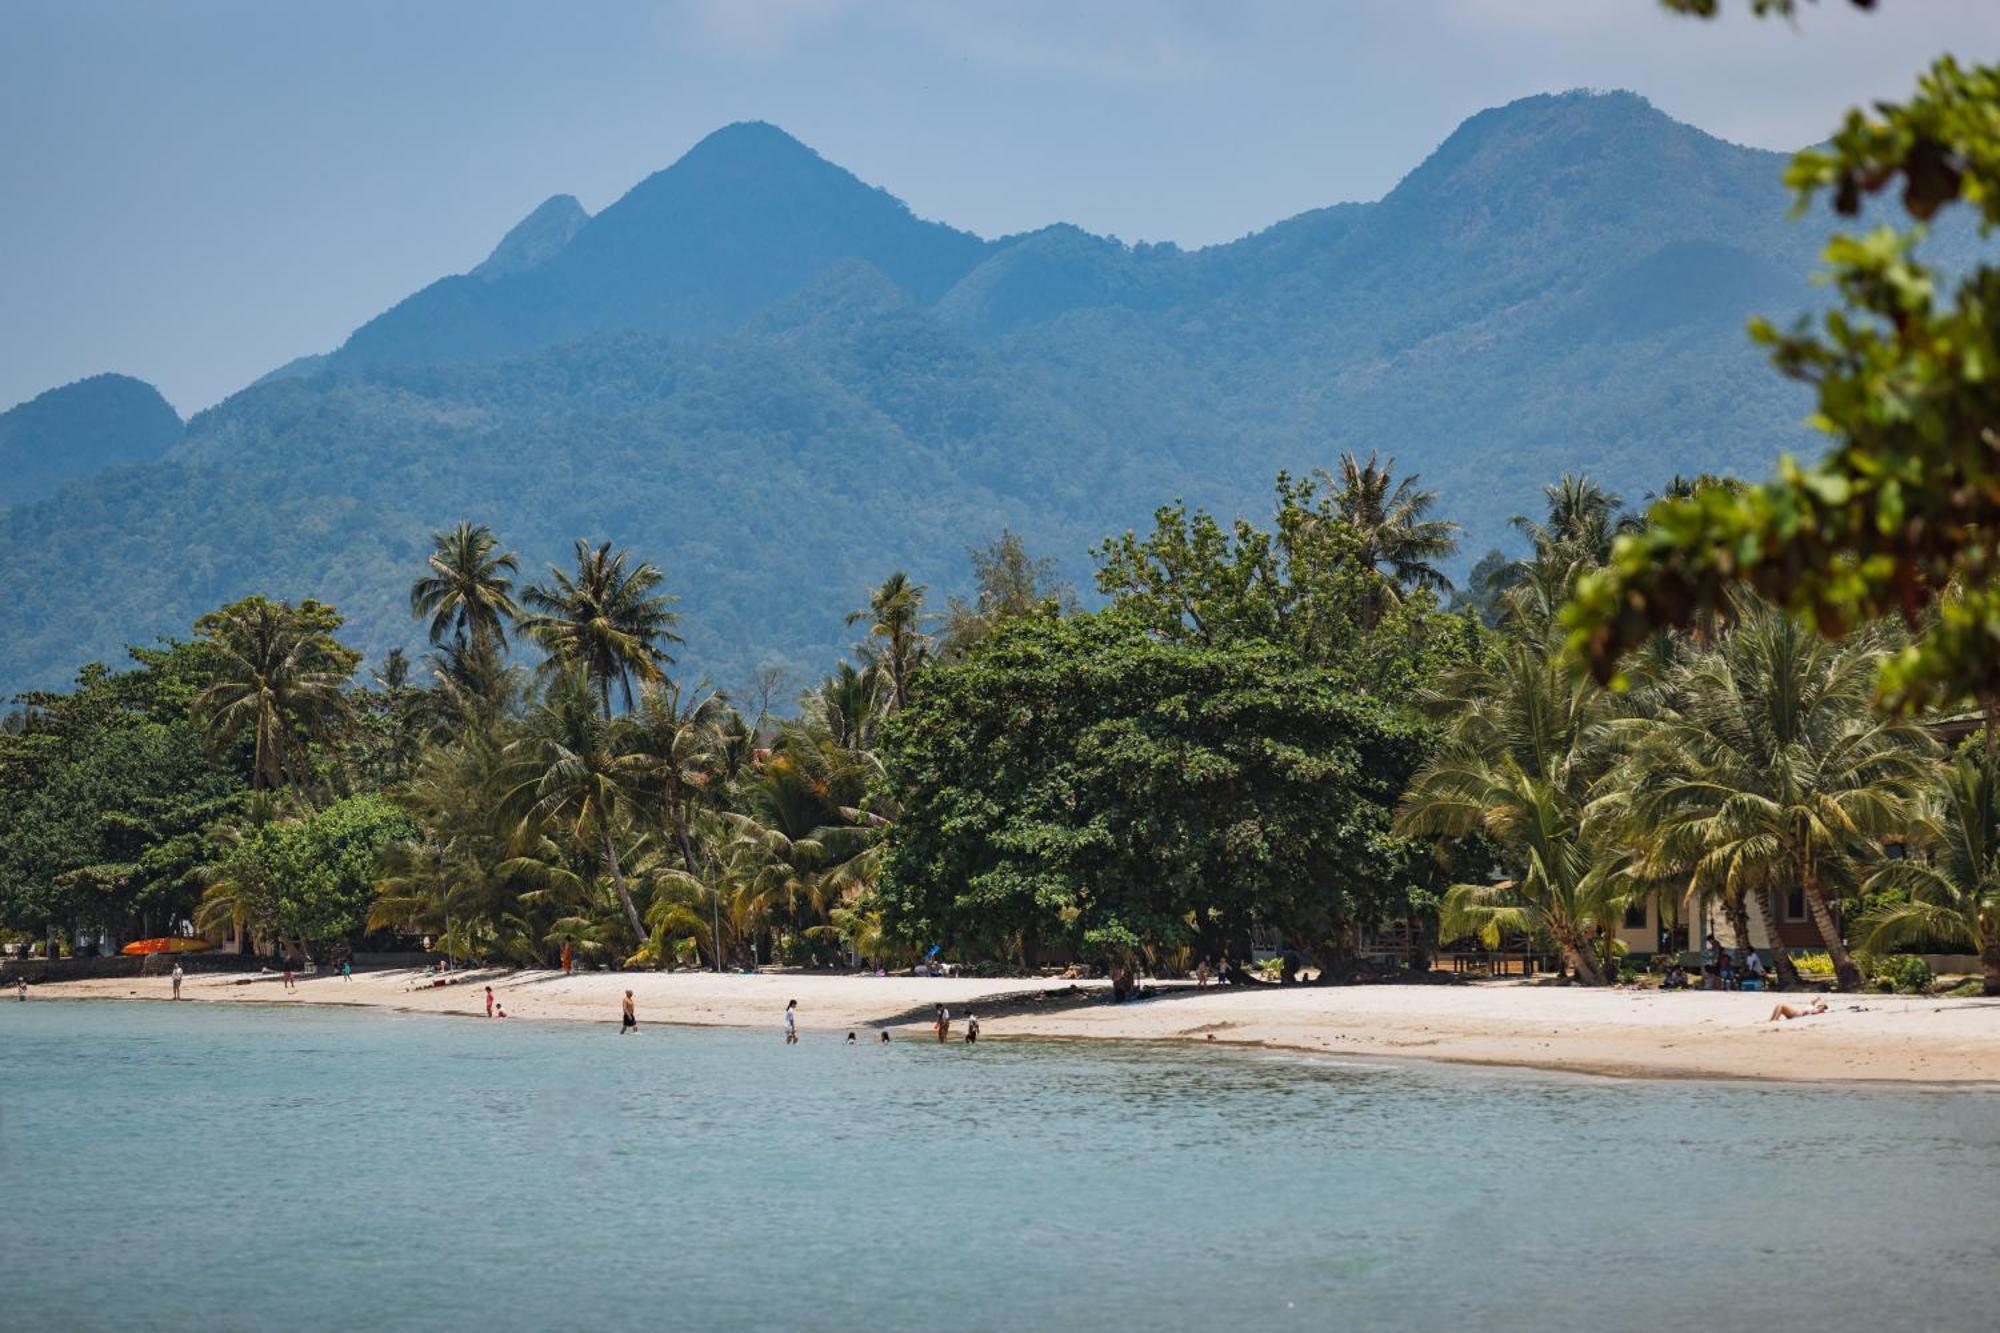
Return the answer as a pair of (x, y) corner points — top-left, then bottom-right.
(0, 373), (182, 509)
(0, 90), (1875, 694)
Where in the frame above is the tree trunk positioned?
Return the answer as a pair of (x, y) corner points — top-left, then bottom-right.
(600, 826), (648, 952)
(1981, 919), (2000, 998)
(1720, 892), (1753, 962)
(1743, 885), (1801, 991)
(1559, 931), (1605, 985)
(1798, 858), (1862, 991)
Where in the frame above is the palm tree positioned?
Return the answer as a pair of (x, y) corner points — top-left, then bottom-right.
(1861, 747), (2000, 995)
(192, 599), (352, 790)
(1394, 565), (1628, 983)
(847, 571), (932, 711)
(1629, 604), (1933, 991)
(1510, 474), (1640, 572)
(409, 522), (520, 649)
(800, 660), (889, 751)
(499, 669), (651, 944)
(521, 539), (681, 717)
(1323, 452), (1460, 597)
(627, 679), (737, 964)
(629, 680), (732, 878)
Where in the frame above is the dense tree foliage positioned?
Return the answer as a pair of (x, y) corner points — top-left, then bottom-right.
(877, 611), (1422, 971)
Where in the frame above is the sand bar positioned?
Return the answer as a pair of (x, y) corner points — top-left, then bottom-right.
(31, 967), (2000, 1084)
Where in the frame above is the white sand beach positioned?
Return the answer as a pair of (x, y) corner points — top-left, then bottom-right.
(35, 968), (2000, 1084)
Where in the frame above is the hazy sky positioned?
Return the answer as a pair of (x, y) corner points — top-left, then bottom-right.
(5, 0), (1998, 414)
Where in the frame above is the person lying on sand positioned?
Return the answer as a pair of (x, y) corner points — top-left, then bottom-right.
(1769, 999), (1829, 1022)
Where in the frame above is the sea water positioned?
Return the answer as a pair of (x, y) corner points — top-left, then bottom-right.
(2, 1000), (1996, 1331)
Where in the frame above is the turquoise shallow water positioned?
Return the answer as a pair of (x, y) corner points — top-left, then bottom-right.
(3, 1001), (1997, 1332)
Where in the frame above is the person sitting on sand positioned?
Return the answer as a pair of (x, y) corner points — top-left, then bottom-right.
(1769, 998), (1829, 1022)
(621, 990), (636, 1035)
(494, 1004), (507, 1018)
(879, 1030), (891, 1044)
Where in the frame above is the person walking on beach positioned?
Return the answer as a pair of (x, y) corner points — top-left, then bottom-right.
(283, 962), (295, 992)
(561, 940), (573, 976)
(171, 961), (184, 1001)
(784, 999), (799, 1044)
(1195, 960), (1210, 989)
(621, 990), (637, 1035)
(15, 977), (25, 1001)
(934, 1004), (951, 1043)
(965, 1012), (979, 1044)
(485, 985), (495, 1018)
(341, 959), (352, 983)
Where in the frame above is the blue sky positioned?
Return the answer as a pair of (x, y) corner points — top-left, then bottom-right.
(5, 0), (1998, 414)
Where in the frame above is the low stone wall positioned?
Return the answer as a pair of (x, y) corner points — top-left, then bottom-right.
(1919, 954), (1982, 975)
(2, 953), (265, 983)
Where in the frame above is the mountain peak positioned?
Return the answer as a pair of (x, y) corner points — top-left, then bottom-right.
(0, 373), (183, 510)
(472, 193), (590, 280)
(683, 120), (819, 164)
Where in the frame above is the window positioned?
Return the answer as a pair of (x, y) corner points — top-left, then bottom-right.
(1784, 885), (1807, 922)
(1623, 900), (1648, 930)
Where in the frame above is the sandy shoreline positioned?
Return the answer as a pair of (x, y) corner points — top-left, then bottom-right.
(28, 967), (2000, 1084)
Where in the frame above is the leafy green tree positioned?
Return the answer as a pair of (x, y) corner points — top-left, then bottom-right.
(522, 539), (681, 717)
(1570, 25), (2000, 710)
(190, 596), (359, 790)
(198, 794), (417, 954)
(878, 610), (1420, 971)
(1861, 746), (2000, 995)
(940, 529), (1077, 656)
(1094, 473), (1480, 703)
(409, 522), (521, 650)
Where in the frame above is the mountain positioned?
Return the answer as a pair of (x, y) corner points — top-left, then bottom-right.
(0, 373), (182, 510)
(470, 193), (590, 280)
(338, 122), (994, 367)
(0, 92), (1885, 695)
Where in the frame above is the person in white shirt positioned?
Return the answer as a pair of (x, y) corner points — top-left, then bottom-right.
(784, 998), (799, 1045)
(170, 962), (184, 1000)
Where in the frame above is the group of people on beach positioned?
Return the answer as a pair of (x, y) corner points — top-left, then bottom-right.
(613, 992), (981, 1044)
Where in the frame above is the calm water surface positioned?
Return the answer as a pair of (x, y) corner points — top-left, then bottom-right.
(3, 1000), (1997, 1331)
